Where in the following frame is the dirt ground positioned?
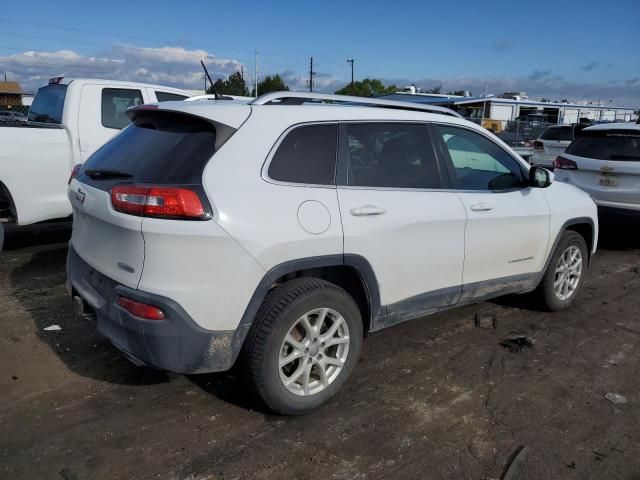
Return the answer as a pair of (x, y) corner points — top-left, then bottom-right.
(1, 221), (639, 480)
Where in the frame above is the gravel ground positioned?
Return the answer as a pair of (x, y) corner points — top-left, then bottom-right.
(1, 221), (639, 480)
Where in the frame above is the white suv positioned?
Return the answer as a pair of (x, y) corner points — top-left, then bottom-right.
(67, 92), (598, 414)
(531, 124), (585, 167)
(554, 121), (640, 220)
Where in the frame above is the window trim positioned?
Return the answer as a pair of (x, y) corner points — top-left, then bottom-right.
(431, 122), (531, 194)
(101, 88), (144, 130)
(337, 120), (449, 191)
(261, 121), (339, 189)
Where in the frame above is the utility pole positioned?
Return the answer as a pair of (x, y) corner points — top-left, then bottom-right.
(481, 83), (489, 122)
(346, 59), (354, 95)
(254, 50), (258, 98)
(309, 57), (315, 92)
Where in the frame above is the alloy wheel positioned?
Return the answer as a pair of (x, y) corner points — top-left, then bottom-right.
(554, 245), (583, 301)
(278, 308), (350, 396)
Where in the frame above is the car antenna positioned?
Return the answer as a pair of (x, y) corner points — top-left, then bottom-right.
(200, 60), (232, 100)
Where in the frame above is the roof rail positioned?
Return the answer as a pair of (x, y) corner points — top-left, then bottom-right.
(250, 91), (463, 118)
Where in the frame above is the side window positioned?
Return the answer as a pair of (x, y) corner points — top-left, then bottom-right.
(346, 123), (442, 189)
(268, 124), (337, 185)
(101, 88), (143, 129)
(156, 91), (189, 102)
(435, 125), (525, 191)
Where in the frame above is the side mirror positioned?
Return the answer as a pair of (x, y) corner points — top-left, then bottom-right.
(529, 166), (552, 188)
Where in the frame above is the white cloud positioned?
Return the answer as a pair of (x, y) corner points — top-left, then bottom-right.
(1, 46), (638, 108)
(381, 72), (640, 107)
(0, 45), (243, 92)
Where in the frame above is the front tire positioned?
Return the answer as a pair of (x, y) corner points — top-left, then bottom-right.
(243, 278), (363, 415)
(538, 231), (588, 311)
(0, 222), (4, 253)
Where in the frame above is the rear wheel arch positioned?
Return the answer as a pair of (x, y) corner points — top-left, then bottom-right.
(0, 181), (17, 223)
(239, 255), (381, 335)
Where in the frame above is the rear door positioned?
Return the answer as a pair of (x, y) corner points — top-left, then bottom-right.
(337, 122), (467, 324)
(562, 128), (640, 205)
(78, 84), (148, 160)
(433, 124), (550, 296)
(69, 110), (221, 288)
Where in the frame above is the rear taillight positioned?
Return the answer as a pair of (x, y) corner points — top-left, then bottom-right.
(533, 140), (544, 150)
(553, 156), (578, 170)
(69, 164), (83, 184)
(117, 296), (165, 320)
(110, 185), (206, 219)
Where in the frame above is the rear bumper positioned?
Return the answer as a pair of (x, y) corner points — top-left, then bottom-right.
(66, 245), (248, 373)
(531, 151), (556, 167)
(598, 205), (640, 223)
(594, 199), (640, 213)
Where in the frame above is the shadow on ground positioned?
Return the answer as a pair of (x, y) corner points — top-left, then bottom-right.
(10, 243), (171, 387)
(3, 222), (72, 250)
(597, 219), (640, 251)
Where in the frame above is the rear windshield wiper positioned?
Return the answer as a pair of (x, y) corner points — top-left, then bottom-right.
(84, 169), (133, 179)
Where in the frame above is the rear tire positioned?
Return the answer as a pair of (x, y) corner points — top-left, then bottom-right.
(538, 231), (588, 311)
(0, 223), (4, 253)
(243, 278), (363, 415)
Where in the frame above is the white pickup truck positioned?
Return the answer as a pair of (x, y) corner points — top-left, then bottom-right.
(0, 77), (193, 250)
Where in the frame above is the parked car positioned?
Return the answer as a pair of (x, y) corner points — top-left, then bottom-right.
(532, 124), (588, 167)
(67, 92), (598, 415)
(554, 121), (640, 220)
(0, 77), (192, 251)
(0, 110), (27, 126)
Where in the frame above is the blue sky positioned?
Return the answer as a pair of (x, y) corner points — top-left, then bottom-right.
(1, 0), (639, 105)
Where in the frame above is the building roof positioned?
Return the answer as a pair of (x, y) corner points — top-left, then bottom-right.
(0, 81), (24, 94)
(452, 96), (634, 111)
(380, 92), (635, 111)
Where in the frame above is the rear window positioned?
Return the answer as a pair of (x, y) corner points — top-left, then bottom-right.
(566, 129), (640, 161)
(80, 112), (217, 185)
(156, 91), (189, 102)
(28, 84), (67, 124)
(102, 88), (144, 129)
(540, 126), (573, 141)
(268, 124), (338, 185)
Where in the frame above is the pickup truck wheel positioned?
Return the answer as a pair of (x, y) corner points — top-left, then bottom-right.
(243, 278), (363, 415)
(538, 231), (588, 311)
(0, 223), (4, 252)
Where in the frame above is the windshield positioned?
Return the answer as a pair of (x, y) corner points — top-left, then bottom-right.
(28, 84), (68, 124)
(566, 129), (640, 161)
(540, 126), (573, 141)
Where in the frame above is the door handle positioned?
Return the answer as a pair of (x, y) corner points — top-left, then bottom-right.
(350, 205), (387, 217)
(469, 202), (494, 212)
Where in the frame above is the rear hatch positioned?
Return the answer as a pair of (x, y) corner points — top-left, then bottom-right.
(540, 126), (573, 155)
(69, 106), (246, 287)
(560, 127), (640, 204)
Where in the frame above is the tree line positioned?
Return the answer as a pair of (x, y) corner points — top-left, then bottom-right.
(207, 71), (458, 98)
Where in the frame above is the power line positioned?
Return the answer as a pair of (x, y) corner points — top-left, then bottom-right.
(0, 18), (307, 63)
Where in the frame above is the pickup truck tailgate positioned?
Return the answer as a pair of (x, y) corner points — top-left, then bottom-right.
(68, 179), (144, 288)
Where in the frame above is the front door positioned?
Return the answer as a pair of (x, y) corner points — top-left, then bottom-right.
(433, 124), (550, 300)
(337, 122), (467, 327)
